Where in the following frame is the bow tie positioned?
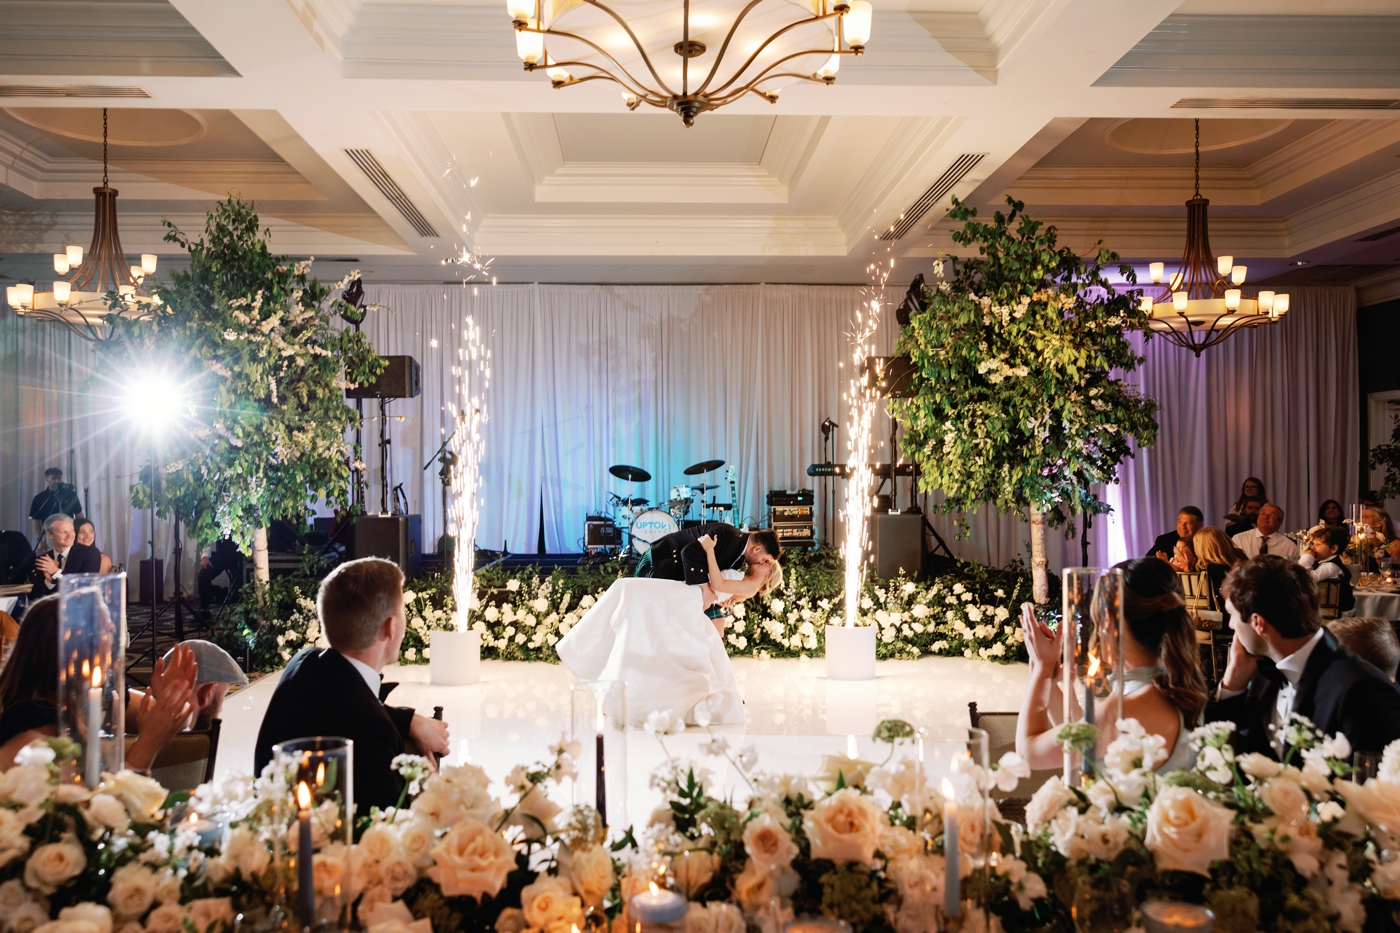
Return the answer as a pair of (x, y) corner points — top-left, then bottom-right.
(379, 681), (399, 703)
(1255, 658), (1286, 688)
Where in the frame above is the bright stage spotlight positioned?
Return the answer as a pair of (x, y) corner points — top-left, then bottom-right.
(122, 370), (185, 434)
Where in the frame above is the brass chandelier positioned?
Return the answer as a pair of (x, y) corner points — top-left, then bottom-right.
(507, 0), (872, 125)
(1140, 119), (1289, 357)
(5, 108), (159, 341)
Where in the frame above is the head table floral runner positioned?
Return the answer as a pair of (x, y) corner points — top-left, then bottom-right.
(5, 704), (1400, 933)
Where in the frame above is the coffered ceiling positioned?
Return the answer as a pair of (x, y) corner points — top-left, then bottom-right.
(1, 0), (1399, 297)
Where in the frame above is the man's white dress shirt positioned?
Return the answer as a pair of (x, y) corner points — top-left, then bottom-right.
(1232, 527), (1300, 560)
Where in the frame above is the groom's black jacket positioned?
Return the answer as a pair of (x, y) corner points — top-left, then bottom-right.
(647, 522), (747, 585)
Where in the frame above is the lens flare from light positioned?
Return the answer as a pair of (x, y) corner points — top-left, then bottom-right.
(123, 371), (185, 434)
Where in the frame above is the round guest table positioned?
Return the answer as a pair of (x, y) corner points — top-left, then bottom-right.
(1347, 587), (1400, 621)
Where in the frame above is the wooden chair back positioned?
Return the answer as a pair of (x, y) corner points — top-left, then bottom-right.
(124, 719), (222, 792)
(968, 702), (1057, 823)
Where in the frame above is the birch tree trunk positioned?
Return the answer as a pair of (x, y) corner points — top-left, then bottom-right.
(252, 526), (270, 585)
(1029, 506), (1049, 605)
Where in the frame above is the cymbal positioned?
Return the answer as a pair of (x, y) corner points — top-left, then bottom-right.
(609, 464), (652, 483)
(683, 459), (724, 476)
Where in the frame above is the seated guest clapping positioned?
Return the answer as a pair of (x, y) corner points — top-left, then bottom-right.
(0, 596), (194, 770)
(1209, 555), (1400, 759)
(253, 557), (450, 811)
(1017, 559), (1208, 773)
(1231, 502), (1298, 560)
(1148, 507), (1204, 562)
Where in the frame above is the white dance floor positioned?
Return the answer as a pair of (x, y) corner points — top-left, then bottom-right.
(218, 656), (1030, 820)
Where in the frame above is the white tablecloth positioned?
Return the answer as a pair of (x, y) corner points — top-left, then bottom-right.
(1348, 588), (1400, 621)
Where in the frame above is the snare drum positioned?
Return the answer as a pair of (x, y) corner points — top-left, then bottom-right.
(630, 508), (679, 555)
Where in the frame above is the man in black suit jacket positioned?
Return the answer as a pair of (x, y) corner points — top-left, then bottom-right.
(253, 557), (450, 812)
(642, 522), (780, 586)
(1146, 506), (1204, 561)
(30, 514), (102, 600)
(1207, 554), (1400, 759)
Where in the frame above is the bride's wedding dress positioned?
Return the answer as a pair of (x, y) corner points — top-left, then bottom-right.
(556, 572), (745, 726)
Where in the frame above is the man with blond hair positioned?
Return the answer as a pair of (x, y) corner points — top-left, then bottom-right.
(253, 557), (449, 809)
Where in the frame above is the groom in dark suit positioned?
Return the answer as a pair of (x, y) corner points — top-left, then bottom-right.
(30, 514), (101, 600)
(641, 522), (781, 585)
(254, 557), (450, 810)
(1207, 554), (1400, 759)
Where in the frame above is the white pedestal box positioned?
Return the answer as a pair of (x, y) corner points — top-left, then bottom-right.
(824, 625), (876, 681)
(429, 629), (481, 685)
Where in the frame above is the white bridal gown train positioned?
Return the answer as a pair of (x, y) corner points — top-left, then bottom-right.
(556, 572), (745, 726)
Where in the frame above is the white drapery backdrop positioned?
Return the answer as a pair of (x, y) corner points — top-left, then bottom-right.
(0, 283), (1358, 587)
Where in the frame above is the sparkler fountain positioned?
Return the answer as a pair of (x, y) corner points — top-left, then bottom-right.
(430, 316), (491, 686)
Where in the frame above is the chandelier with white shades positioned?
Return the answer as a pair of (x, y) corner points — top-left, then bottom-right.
(507, 0), (873, 125)
(1139, 119), (1289, 357)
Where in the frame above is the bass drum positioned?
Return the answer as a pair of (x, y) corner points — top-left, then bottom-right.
(630, 508), (679, 555)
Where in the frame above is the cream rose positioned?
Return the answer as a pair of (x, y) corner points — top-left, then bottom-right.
(143, 904), (185, 933)
(563, 845), (614, 909)
(493, 907), (527, 933)
(1025, 776), (1075, 832)
(107, 863), (158, 920)
(25, 841), (87, 894)
(519, 875), (582, 931)
(380, 855), (418, 898)
(1236, 752), (1283, 781)
(743, 814), (798, 871)
(395, 819), (437, 867)
(1258, 776), (1310, 822)
(877, 823), (922, 863)
(153, 871), (181, 905)
(59, 903), (111, 933)
(426, 819), (516, 901)
(185, 899), (234, 933)
(1338, 780), (1400, 834)
(0, 878), (32, 920)
(8, 900), (51, 933)
(85, 796), (129, 833)
(99, 772), (167, 822)
(506, 786), (560, 841)
(0, 810), (31, 868)
(1144, 786), (1234, 876)
(358, 825), (400, 863)
(0, 765), (53, 821)
(803, 788), (883, 865)
(684, 901), (745, 933)
(671, 849), (719, 899)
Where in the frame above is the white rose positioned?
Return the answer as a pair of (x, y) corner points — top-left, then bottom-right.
(803, 789), (883, 865)
(0, 765), (53, 817)
(1144, 786), (1234, 876)
(519, 875), (582, 931)
(1235, 752), (1283, 781)
(85, 795), (129, 833)
(684, 901), (745, 933)
(25, 841), (87, 893)
(107, 863), (158, 920)
(742, 813), (798, 871)
(395, 819), (436, 867)
(1025, 775), (1074, 832)
(562, 845), (614, 910)
(99, 772), (167, 822)
(426, 819), (516, 902)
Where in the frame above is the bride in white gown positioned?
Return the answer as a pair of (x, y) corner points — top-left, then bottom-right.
(557, 535), (782, 726)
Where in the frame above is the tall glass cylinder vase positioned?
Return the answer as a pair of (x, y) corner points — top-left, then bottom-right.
(272, 737), (354, 931)
(571, 681), (628, 834)
(1060, 567), (1125, 784)
(57, 573), (126, 788)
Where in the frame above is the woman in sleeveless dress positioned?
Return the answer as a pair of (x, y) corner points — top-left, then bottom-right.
(557, 535), (782, 727)
(1016, 558), (1208, 773)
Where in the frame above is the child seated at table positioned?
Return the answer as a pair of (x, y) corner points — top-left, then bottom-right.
(1300, 525), (1354, 612)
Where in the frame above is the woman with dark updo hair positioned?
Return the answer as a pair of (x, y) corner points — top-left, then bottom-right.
(1016, 558), (1208, 773)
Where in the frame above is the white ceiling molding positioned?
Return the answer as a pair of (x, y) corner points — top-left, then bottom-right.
(378, 110), (489, 247)
(341, 4), (522, 81)
(834, 116), (964, 243)
(1356, 266), (1400, 306)
(475, 214), (848, 256)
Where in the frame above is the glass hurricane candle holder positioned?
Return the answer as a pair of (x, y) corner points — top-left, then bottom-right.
(1061, 567), (1126, 783)
(272, 737), (354, 931)
(918, 724), (989, 926)
(57, 573), (127, 787)
(571, 681), (628, 834)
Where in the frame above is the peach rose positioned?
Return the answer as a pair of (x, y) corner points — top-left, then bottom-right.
(671, 849), (719, 899)
(185, 898), (234, 933)
(25, 841), (87, 894)
(743, 814), (798, 871)
(519, 875), (582, 931)
(1144, 786), (1234, 876)
(1258, 777), (1310, 822)
(562, 845), (614, 910)
(106, 863), (157, 920)
(1338, 779), (1400, 834)
(803, 789), (883, 865)
(142, 904), (184, 933)
(426, 819), (516, 902)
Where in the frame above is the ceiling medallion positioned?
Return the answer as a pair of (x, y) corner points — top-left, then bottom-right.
(507, 0), (872, 126)
(1140, 119), (1289, 357)
(5, 108), (160, 341)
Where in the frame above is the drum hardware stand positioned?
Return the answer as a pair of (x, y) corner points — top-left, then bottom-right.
(820, 417), (837, 546)
(376, 398), (395, 516)
(423, 430), (458, 555)
(336, 276), (371, 511)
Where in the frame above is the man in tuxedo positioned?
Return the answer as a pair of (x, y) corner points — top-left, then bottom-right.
(1208, 554), (1400, 759)
(1147, 506), (1204, 561)
(640, 522), (780, 586)
(253, 557), (450, 810)
(30, 514), (101, 600)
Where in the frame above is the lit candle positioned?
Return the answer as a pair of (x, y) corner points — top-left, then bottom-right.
(942, 777), (960, 918)
(630, 882), (687, 929)
(185, 811), (222, 847)
(595, 700), (607, 828)
(296, 781), (316, 929)
(85, 663), (103, 788)
(1140, 900), (1215, 933)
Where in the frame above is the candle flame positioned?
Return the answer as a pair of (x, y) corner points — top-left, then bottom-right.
(316, 762), (326, 787)
(1086, 652), (1101, 678)
(188, 812), (198, 823)
(81, 660), (90, 678)
(296, 781), (312, 809)
(91, 665), (102, 688)
(941, 777), (955, 798)
(649, 882), (659, 896)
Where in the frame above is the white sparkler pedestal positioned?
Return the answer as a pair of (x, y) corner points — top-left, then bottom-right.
(430, 629), (481, 685)
(824, 625), (876, 681)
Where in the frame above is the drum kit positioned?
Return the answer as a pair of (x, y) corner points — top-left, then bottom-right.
(604, 459), (733, 555)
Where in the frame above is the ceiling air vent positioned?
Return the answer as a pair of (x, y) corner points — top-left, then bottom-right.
(344, 148), (439, 238)
(0, 85), (151, 98)
(879, 153), (986, 241)
(1173, 97), (1400, 110)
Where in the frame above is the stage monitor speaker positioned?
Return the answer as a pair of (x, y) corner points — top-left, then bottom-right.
(137, 559), (164, 604)
(346, 355), (421, 399)
(872, 512), (923, 581)
(352, 515), (422, 577)
(861, 356), (916, 398)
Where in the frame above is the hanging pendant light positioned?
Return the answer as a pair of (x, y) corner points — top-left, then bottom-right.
(4, 108), (160, 341)
(1138, 119), (1289, 357)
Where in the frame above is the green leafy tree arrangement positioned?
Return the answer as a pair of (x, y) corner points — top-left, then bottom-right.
(892, 197), (1159, 603)
(1370, 413), (1400, 502)
(102, 197), (384, 584)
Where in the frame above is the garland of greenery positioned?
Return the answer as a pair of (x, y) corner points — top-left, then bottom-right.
(208, 549), (1053, 672)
